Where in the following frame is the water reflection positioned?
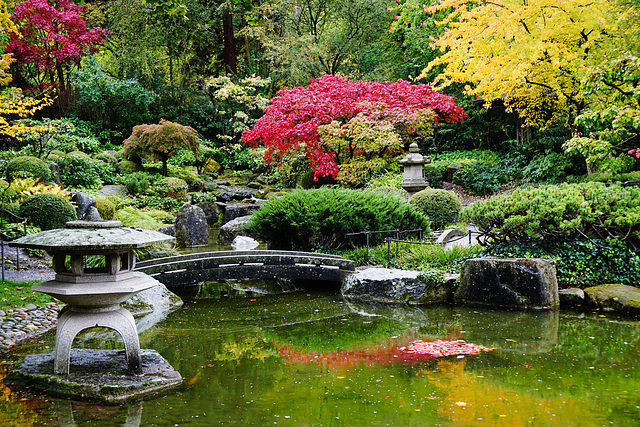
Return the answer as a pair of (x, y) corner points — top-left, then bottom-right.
(1, 288), (639, 426)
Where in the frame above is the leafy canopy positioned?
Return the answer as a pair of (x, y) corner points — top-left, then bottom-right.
(421, 0), (626, 129)
(124, 119), (201, 176)
(6, 0), (108, 91)
(241, 75), (465, 184)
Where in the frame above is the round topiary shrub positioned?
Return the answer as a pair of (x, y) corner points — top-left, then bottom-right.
(95, 197), (116, 220)
(152, 177), (188, 199)
(117, 160), (139, 174)
(18, 193), (77, 230)
(94, 151), (118, 167)
(409, 188), (461, 230)
(5, 156), (51, 182)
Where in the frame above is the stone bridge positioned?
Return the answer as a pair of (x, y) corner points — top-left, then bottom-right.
(134, 250), (356, 288)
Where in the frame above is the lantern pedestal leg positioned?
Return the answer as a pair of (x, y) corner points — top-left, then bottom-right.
(54, 307), (142, 375)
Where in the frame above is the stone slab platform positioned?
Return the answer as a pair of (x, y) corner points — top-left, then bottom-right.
(3, 349), (182, 404)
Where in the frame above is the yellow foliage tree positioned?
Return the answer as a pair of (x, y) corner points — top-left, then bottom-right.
(0, 1), (53, 141)
(421, 0), (630, 131)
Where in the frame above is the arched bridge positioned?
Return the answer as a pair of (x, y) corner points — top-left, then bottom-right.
(134, 250), (356, 288)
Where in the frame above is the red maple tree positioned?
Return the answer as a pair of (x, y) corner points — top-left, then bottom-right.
(5, 0), (108, 92)
(241, 75), (466, 182)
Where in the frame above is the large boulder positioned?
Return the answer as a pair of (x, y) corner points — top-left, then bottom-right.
(341, 268), (456, 305)
(218, 215), (253, 243)
(196, 201), (224, 227)
(455, 257), (559, 309)
(222, 202), (261, 225)
(174, 203), (209, 247)
(583, 284), (640, 316)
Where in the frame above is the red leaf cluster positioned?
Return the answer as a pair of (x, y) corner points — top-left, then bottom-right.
(6, 0), (108, 73)
(241, 75), (466, 180)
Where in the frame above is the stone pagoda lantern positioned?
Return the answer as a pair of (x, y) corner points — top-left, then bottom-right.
(398, 142), (430, 197)
(10, 220), (174, 375)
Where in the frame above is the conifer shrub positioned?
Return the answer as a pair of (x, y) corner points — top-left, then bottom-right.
(5, 156), (51, 182)
(250, 188), (431, 251)
(18, 193), (77, 230)
(462, 182), (640, 247)
(409, 188), (461, 230)
(95, 197), (116, 220)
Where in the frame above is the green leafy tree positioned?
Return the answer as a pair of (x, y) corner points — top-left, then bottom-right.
(124, 119), (201, 176)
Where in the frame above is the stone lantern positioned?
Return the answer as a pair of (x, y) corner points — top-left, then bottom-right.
(10, 220), (174, 375)
(398, 142), (430, 197)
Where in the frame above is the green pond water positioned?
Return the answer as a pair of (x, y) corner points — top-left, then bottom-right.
(1, 285), (639, 426)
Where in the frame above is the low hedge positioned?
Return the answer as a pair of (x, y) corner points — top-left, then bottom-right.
(250, 187), (431, 251)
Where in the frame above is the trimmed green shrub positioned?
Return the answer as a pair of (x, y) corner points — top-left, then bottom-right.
(94, 152), (118, 167)
(117, 160), (139, 174)
(18, 193), (77, 230)
(409, 188), (461, 230)
(95, 197), (116, 220)
(462, 182), (640, 247)
(250, 188), (431, 251)
(5, 156), (51, 182)
(61, 152), (102, 189)
(151, 177), (188, 199)
(115, 206), (173, 230)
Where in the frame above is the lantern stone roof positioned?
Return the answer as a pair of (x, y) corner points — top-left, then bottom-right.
(9, 220), (174, 253)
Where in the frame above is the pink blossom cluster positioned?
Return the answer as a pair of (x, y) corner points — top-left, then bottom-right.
(629, 148), (640, 159)
(6, 0), (108, 75)
(242, 75), (466, 180)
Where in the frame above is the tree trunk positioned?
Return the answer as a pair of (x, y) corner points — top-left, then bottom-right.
(223, 9), (237, 74)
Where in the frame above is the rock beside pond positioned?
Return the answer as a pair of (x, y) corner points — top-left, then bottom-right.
(455, 257), (559, 309)
(584, 284), (640, 315)
(223, 202), (261, 225)
(219, 215), (253, 243)
(341, 268), (456, 305)
(197, 201), (223, 227)
(175, 203), (209, 247)
(232, 235), (260, 250)
(559, 288), (585, 306)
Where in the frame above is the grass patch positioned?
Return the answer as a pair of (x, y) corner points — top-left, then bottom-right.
(343, 242), (484, 274)
(0, 280), (55, 308)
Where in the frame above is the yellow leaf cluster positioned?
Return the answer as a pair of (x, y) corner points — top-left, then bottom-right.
(421, 0), (629, 127)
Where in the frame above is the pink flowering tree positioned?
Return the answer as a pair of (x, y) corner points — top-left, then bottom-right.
(5, 0), (108, 93)
(241, 75), (466, 186)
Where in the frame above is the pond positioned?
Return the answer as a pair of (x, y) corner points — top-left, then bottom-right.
(1, 284), (639, 426)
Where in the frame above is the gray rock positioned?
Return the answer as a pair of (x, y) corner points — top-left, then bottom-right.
(174, 203), (209, 247)
(559, 288), (585, 306)
(232, 235), (259, 250)
(222, 202), (261, 225)
(197, 201), (223, 227)
(47, 161), (60, 184)
(341, 268), (455, 305)
(97, 184), (127, 197)
(72, 192), (102, 221)
(217, 184), (257, 202)
(219, 215), (253, 243)
(455, 257), (559, 309)
(158, 224), (175, 237)
(584, 284), (640, 315)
